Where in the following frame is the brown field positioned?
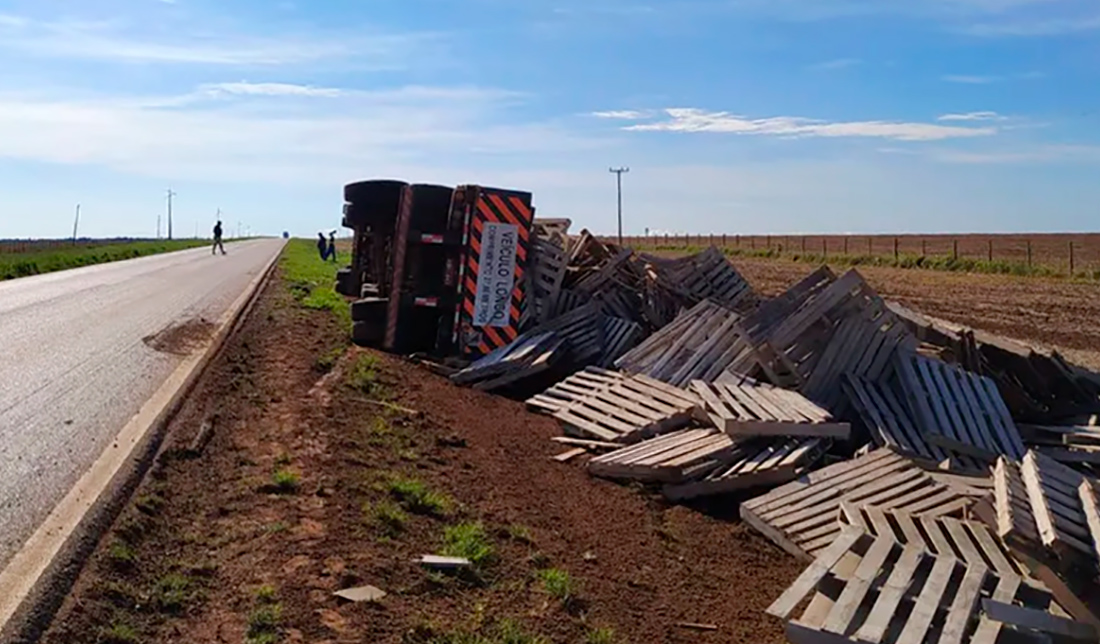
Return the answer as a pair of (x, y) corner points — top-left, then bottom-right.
(619, 232), (1100, 275)
(729, 255), (1100, 371)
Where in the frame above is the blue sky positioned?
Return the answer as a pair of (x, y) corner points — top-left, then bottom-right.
(1, 0), (1099, 238)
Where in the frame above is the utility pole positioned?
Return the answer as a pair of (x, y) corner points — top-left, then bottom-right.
(609, 167), (630, 246)
(166, 189), (176, 240)
(72, 204), (81, 245)
(157, 214), (161, 239)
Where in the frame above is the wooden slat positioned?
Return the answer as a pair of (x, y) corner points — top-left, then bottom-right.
(854, 543), (925, 643)
(766, 527), (865, 619)
(981, 599), (1098, 642)
(894, 555), (957, 644)
(969, 574), (1022, 644)
(939, 563), (988, 644)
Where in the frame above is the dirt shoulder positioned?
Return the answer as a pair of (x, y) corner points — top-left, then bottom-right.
(39, 260), (800, 644)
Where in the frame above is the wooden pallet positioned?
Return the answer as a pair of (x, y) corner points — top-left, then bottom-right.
(896, 354), (1026, 462)
(450, 331), (566, 390)
(838, 504), (1037, 581)
(615, 299), (759, 387)
(767, 528), (1090, 644)
(994, 456), (1043, 548)
(525, 367), (625, 415)
(587, 428), (737, 483)
(690, 380), (850, 439)
(553, 374), (700, 443)
(663, 437), (828, 501)
(526, 237), (567, 326)
(597, 316), (644, 368)
(1020, 450), (1097, 560)
(844, 374), (949, 464)
(741, 449), (974, 561)
(801, 302), (918, 412)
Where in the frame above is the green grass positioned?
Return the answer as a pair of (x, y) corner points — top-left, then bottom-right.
(107, 541), (137, 567)
(367, 500), (409, 537)
(280, 238), (351, 328)
(387, 477), (453, 517)
(270, 469), (300, 494)
(100, 620), (140, 644)
(314, 345), (346, 372)
(0, 239), (213, 281)
(585, 628), (617, 644)
(536, 569), (574, 602)
(346, 353), (383, 396)
(441, 523), (494, 568)
(153, 573), (195, 614)
(247, 586), (282, 644)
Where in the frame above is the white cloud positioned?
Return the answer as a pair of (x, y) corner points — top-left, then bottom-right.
(615, 108), (997, 141)
(938, 111), (1008, 121)
(200, 82), (345, 98)
(0, 85), (606, 184)
(963, 14), (1100, 36)
(933, 145), (1100, 164)
(0, 13), (436, 67)
(591, 110), (653, 119)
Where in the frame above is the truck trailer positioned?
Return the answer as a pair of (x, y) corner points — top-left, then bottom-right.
(338, 179), (536, 360)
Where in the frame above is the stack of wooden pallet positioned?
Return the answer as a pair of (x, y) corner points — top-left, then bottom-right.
(891, 300), (1100, 424)
(767, 527), (1095, 644)
(641, 246), (758, 314)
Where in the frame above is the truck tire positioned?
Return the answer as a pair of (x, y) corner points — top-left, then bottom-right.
(410, 184), (455, 234)
(351, 320), (384, 347)
(351, 297), (388, 323)
(335, 268), (355, 297)
(344, 180), (407, 228)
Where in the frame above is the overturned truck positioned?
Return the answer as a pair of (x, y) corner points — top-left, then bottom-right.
(338, 179), (536, 360)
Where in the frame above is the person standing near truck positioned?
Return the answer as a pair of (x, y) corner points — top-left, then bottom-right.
(327, 231), (338, 263)
(317, 232), (328, 260)
(212, 220), (226, 255)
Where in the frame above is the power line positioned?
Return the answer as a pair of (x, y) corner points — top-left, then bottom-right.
(609, 167), (630, 247)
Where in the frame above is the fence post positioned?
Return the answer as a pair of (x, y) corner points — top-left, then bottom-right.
(722, 233), (727, 248)
(988, 240), (993, 262)
(766, 235), (771, 250)
(894, 238), (899, 263)
(953, 240), (958, 260)
(802, 236), (806, 252)
(1027, 240), (1032, 267)
(844, 237), (848, 255)
(921, 239), (927, 256)
(709, 233), (714, 247)
(736, 234), (741, 248)
(822, 238), (827, 258)
(867, 237), (872, 256)
(1070, 242), (1075, 275)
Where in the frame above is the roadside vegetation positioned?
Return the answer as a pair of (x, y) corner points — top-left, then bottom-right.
(0, 239), (211, 280)
(279, 238), (351, 329)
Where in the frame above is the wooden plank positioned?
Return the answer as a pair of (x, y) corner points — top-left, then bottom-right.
(553, 448), (587, 462)
(822, 535), (896, 635)
(939, 563), (988, 644)
(894, 555), (957, 644)
(1022, 452), (1062, 548)
(1079, 479), (1100, 564)
(892, 510), (927, 550)
(942, 517), (985, 568)
(966, 521), (1018, 578)
(919, 514), (957, 559)
(854, 543), (925, 644)
(981, 599), (1099, 642)
(969, 574), (1022, 644)
(766, 527), (865, 619)
(745, 450), (903, 515)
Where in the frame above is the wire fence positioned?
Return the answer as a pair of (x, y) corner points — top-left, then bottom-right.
(615, 233), (1100, 277)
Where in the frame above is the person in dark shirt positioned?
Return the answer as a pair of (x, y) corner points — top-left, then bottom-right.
(317, 232), (328, 260)
(327, 231), (338, 262)
(213, 221), (226, 255)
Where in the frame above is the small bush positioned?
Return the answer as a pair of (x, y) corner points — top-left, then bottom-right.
(101, 621), (140, 644)
(154, 573), (194, 614)
(346, 354), (383, 396)
(388, 477), (452, 516)
(497, 618), (549, 644)
(441, 523), (494, 568)
(368, 501), (408, 537)
(255, 585), (278, 603)
(108, 541), (137, 567)
(271, 469), (300, 494)
(247, 603), (282, 644)
(314, 346), (346, 372)
(505, 524), (533, 544)
(537, 568), (574, 601)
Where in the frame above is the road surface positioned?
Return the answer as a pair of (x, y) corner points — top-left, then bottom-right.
(0, 239), (284, 569)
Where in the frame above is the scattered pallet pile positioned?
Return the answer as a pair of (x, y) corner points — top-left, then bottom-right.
(437, 236), (1100, 635)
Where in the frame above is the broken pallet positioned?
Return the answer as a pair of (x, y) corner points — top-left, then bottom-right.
(691, 380), (850, 439)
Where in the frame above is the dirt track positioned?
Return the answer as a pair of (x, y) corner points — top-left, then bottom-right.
(41, 264), (800, 644)
(734, 257), (1100, 370)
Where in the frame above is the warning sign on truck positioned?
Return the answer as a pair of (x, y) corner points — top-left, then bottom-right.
(472, 222), (518, 328)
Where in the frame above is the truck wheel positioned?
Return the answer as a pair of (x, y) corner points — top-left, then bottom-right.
(335, 268), (355, 297)
(344, 180), (407, 228)
(351, 297), (388, 323)
(351, 320), (385, 347)
(410, 184), (455, 234)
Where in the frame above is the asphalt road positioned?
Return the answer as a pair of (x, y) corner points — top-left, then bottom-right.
(0, 239), (285, 569)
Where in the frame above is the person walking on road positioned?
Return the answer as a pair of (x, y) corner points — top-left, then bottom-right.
(213, 221), (226, 255)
